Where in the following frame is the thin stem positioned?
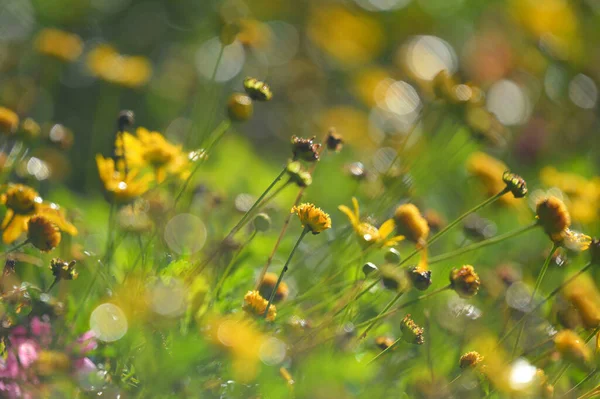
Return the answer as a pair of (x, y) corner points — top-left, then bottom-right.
(428, 222), (538, 265)
(360, 290), (404, 340)
(511, 243), (558, 359)
(264, 227), (309, 318)
(2, 240), (29, 254)
(368, 336), (403, 364)
(562, 369), (597, 398)
(213, 230), (257, 301)
(551, 327), (600, 386)
(46, 278), (59, 293)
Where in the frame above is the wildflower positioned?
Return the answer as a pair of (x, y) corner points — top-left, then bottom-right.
(50, 258), (78, 280)
(561, 229), (592, 251)
(119, 127), (190, 183)
(0, 184), (77, 244)
(243, 77), (272, 101)
(536, 196), (571, 242)
(87, 44), (152, 88)
(467, 152), (519, 206)
(291, 203), (331, 234)
(252, 213), (271, 232)
(339, 197), (404, 247)
(35, 28), (83, 62)
(27, 215), (61, 252)
(258, 272), (288, 303)
(325, 127), (344, 152)
(243, 290), (276, 321)
(0, 106), (19, 135)
(393, 203), (429, 246)
(563, 274), (600, 329)
(400, 314), (424, 345)
(375, 336), (394, 350)
(286, 161), (312, 187)
(96, 155), (151, 204)
(227, 93), (254, 122)
(450, 265), (480, 299)
(554, 329), (591, 369)
(406, 266), (432, 291)
(460, 351), (484, 369)
(291, 136), (321, 162)
(502, 171), (528, 198)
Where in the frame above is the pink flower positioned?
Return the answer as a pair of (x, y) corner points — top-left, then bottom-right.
(0, 381), (22, 399)
(0, 352), (19, 379)
(73, 331), (97, 355)
(73, 357), (97, 374)
(17, 340), (39, 368)
(30, 316), (52, 346)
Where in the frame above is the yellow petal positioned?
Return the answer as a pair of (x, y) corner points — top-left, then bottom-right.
(383, 235), (405, 246)
(352, 197), (360, 219)
(2, 215), (27, 244)
(378, 219), (396, 239)
(338, 205), (358, 227)
(1, 209), (14, 229)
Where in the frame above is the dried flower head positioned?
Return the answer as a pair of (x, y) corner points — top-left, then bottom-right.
(50, 258), (78, 280)
(450, 265), (480, 299)
(27, 215), (61, 252)
(394, 203), (429, 246)
(243, 77), (272, 101)
(291, 203), (331, 234)
(502, 170), (527, 198)
(286, 161), (312, 187)
(258, 272), (289, 303)
(227, 93), (254, 122)
(0, 106), (19, 135)
(554, 329), (591, 369)
(243, 290), (276, 321)
(400, 314), (424, 345)
(536, 196), (571, 241)
(291, 136), (321, 162)
(407, 266), (432, 291)
(459, 351), (484, 369)
(325, 127), (344, 152)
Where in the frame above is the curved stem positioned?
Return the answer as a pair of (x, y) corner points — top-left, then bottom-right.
(264, 227), (309, 318)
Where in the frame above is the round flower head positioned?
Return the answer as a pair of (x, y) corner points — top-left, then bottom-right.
(394, 203), (429, 246)
(536, 196), (571, 241)
(291, 136), (321, 162)
(459, 351), (484, 369)
(252, 213), (271, 232)
(450, 265), (480, 299)
(400, 314), (424, 345)
(50, 258), (78, 280)
(502, 171), (527, 198)
(3, 184), (39, 214)
(407, 266), (432, 291)
(375, 336), (394, 350)
(243, 290), (276, 321)
(0, 106), (19, 135)
(243, 77), (272, 101)
(258, 272), (289, 303)
(554, 329), (591, 369)
(227, 93), (253, 122)
(291, 203), (331, 234)
(27, 215), (61, 252)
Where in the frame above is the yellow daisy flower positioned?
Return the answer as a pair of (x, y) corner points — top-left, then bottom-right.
(338, 197), (404, 247)
(0, 184), (78, 244)
(291, 203), (332, 235)
(96, 155), (151, 204)
(118, 127), (190, 183)
(87, 44), (152, 88)
(243, 290), (276, 321)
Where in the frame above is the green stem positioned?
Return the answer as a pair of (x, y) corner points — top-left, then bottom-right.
(511, 243), (558, 359)
(46, 278), (60, 293)
(264, 227), (309, 318)
(213, 230), (257, 301)
(428, 222), (538, 265)
(368, 336), (403, 364)
(359, 290), (404, 340)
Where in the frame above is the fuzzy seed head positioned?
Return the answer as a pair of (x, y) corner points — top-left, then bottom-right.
(28, 215), (61, 252)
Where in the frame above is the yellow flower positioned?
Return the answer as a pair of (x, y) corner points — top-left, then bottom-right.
(554, 329), (591, 369)
(563, 274), (600, 329)
(87, 44), (152, 88)
(0, 184), (77, 244)
(291, 203), (331, 235)
(450, 265), (481, 299)
(35, 28), (83, 62)
(535, 196), (571, 242)
(243, 290), (276, 321)
(460, 351), (484, 369)
(119, 127), (190, 183)
(393, 203), (429, 246)
(338, 197), (404, 247)
(0, 106), (19, 135)
(258, 272), (288, 303)
(96, 155), (151, 204)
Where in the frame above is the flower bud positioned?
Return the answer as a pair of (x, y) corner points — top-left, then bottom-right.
(253, 213), (271, 232)
(400, 314), (424, 345)
(227, 93), (253, 122)
(286, 161), (312, 187)
(325, 127), (344, 152)
(407, 266), (432, 291)
(536, 196), (570, 240)
(450, 265), (480, 299)
(117, 110), (135, 132)
(258, 272), (288, 303)
(394, 203), (429, 245)
(362, 262), (378, 276)
(384, 248), (401, 264)
(502, 170), (527, 198)
(243, 77), (272, 101)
